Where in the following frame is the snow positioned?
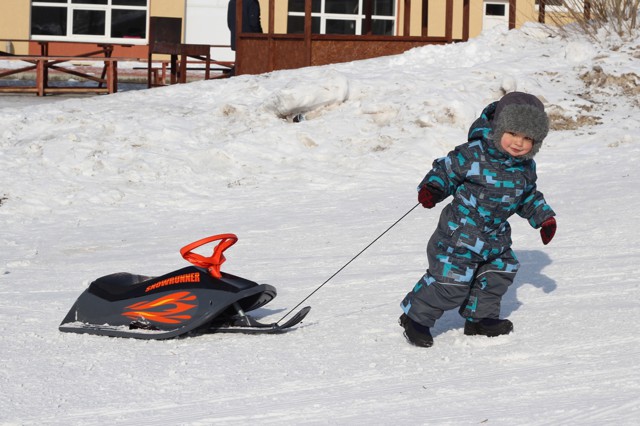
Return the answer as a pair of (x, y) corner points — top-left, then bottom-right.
(1, 23), (640, 424)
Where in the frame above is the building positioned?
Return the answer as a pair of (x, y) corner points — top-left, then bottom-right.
(1, 1), (565, 74)
(1, 1), (234, 61)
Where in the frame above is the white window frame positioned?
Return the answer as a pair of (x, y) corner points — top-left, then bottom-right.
(288, 0), (397, 35)
(535, 0), (585, 13)
(31, 0), (149, 44)
(484, 2), (508, 17)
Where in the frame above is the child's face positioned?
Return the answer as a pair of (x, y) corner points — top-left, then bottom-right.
(500, 131), (534, 157)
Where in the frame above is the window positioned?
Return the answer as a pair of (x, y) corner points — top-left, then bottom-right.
(485, 4), (506, 16)
(31, 0), (148, 42)
(535, 0), (578, 12)
(535, 0), (566, 5)
(287, 0), (396, 36)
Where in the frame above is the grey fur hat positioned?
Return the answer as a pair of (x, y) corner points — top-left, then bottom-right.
(491, 92), (549, 159)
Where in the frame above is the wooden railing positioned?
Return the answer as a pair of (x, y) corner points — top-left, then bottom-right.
(232, 0), (487, 75)
(0, 55), (120, 96)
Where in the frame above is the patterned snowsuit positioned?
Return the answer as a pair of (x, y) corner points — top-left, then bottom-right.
(401, 101), (555, 327)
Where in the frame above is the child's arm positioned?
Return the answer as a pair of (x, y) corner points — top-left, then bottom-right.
(517, 183), (556, 229)
(518, 185), (558, 245)
(417, 146), (468, 206)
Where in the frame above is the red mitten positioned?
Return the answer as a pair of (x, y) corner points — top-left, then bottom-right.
(540, 217), (556, 245)
(418, 186), (436, 208)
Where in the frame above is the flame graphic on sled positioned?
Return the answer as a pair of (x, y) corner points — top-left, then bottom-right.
(122, 291), (198, 324)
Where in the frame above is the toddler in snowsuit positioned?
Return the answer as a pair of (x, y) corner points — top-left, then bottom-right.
(400, 92), (557, 348)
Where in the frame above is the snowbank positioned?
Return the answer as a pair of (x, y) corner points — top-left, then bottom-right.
(1, 25), (639, 424)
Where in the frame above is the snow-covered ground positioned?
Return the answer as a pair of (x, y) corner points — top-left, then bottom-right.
(1, 23), (639, 424)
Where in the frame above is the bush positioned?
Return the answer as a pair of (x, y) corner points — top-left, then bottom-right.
(545, 0), (639, 38)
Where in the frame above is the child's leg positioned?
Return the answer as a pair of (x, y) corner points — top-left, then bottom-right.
(459, 249), (519, 320)
(401, 272), (471, 327)
(401, 234), (478, 327)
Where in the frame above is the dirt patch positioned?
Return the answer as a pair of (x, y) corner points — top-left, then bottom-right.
(548, 110), (602, 131)
(547, 104), (602, 131)
(580, 65), (640, 98)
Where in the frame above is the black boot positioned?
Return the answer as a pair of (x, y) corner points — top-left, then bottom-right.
(464, 318), (513, 337)
(399, 314), (433, 347)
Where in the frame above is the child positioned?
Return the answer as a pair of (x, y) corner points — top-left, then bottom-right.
(400, 92), (557, 348)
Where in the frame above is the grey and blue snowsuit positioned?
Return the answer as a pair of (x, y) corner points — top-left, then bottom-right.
(401, 101), (555, 327)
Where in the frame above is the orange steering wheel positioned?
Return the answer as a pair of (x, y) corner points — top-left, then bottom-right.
(180, 233), (238, 278)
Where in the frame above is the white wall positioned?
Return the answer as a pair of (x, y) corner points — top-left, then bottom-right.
(482, 1), (510, 32)
(185, 0), (235, 61)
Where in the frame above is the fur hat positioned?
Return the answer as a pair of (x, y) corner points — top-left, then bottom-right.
(491, 92), (549, 159)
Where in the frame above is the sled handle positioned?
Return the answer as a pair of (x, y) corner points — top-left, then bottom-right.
(180, 234), (238, 279)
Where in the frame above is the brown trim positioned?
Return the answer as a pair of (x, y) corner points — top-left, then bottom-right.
(404, 0), (411, 37)
(422, 0), (429, 37)
(363, 0), (373, 35)
(445, 0), (453, 42)
(463, 0), (470, 41)
(509, 0), (517, 29)
(538, 0), (546, 23)
(269, 0), (276, 72)
(304, 0), (312, 65)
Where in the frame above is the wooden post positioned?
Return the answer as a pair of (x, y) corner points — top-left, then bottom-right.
(170, 53), (177, 84)
(304, 0), (312, 67)
(538, 0), (546, 23)
(404, 0), (411, 36)
(106, 60), (118, 94)
(463, 0), (470, 41)
(445, 0), (453, 42)
(509, 0), (516, 29)
(235, 0), (243, 73)
(269, 0), (275, 72)
(363, 0), (373, 35)
(422, 0), (429, 36)
(36, 59), (45, 96)
(205, 51), (211, 80)
(114, 60), (118, 93)
(38, 42), (49, 90)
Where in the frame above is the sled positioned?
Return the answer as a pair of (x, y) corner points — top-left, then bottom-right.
(59, 234), (310, 339)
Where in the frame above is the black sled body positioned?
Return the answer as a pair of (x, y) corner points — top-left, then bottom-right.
(59, 234), (310, 339)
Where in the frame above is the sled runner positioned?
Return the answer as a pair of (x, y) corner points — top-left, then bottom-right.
(59, 234), (311, 339)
